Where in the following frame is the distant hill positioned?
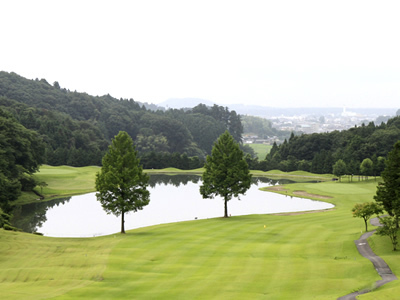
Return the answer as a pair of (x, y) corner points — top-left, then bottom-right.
(0, 71), (243, 167)
(156, 98), (397, 118)
(159, 98), (215, 109)
(229, 104), (397, 118)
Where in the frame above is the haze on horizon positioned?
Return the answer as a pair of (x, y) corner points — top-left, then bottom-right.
(1, 0), (400, 109)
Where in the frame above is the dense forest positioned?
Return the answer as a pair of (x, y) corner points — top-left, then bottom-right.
(0, 107), (43, 227)
(0, 71), (244, 169)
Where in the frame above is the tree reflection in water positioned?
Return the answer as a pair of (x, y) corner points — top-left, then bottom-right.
(148, 174), (201, 187)
(11, 197), (71, 233)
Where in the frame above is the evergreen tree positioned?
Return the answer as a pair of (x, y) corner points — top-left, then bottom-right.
(374, 141), (400, 226)
(200, 131), (252, 217)
(95, 131), (150, 233)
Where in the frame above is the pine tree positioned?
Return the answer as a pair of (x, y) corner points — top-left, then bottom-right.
(374, 141), (400, 226)
(95, 131), (150, 233)
(200, 131), (252, 217)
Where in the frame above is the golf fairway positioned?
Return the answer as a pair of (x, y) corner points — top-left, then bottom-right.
(2, 179), (400, 299)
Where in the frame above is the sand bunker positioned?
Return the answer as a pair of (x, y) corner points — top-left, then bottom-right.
(292, 190), (332, 200)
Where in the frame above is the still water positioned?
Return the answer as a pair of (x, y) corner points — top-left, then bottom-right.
(12, 175), (333, 237)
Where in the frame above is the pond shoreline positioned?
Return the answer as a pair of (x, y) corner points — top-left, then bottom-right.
(20, 165), (334, 206)
(13, 175), (334, 237)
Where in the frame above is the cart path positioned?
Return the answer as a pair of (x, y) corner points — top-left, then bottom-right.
(337, 217), (397, 300)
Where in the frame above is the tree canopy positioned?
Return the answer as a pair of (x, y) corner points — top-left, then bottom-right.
(95, 131), (150, 234)
(200, 131), (252, 218)
(374, 141), (400, 225)
(376, 216), (399, 251)
(0, 108), (44, 214)
(352, 202), (382, 232)
(333, 159), (347, 181)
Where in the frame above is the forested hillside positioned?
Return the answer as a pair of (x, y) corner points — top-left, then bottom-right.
(263, 119), (400, 174)
(0, 72), (243, 168)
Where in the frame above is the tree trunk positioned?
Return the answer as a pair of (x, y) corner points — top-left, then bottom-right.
(224, 198), (228, 218)
(121, 211), (125, 234)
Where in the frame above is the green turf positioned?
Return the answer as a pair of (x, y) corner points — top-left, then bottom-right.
(15, 165), (100, 204)
(4, 167), (399, 299)
(247, 143), (272, 160)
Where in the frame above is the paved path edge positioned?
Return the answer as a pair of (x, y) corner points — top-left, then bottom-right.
(337, 217), (397, 300)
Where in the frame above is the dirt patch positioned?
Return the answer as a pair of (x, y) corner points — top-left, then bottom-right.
(266, 186), (289, 192)
(293, 190), (332, 200)
(274, 209), (333, 216)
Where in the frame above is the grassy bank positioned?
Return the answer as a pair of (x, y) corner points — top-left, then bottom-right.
(15, 165), (101, 204)
(3, 166), (399, 299)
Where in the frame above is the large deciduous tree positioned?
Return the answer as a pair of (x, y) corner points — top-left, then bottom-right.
(200, 131), (252, 218)
(374, 141), (400, 226)
(333, 159), (347, 182)
(360, 158), (374, 179)
(95, 131), (150, 234)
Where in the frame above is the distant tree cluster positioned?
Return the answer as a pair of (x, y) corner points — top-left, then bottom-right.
(139, 152), (203, 170)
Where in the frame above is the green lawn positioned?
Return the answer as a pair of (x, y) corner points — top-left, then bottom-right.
(247, 143), (272, 160)
(3, 167), (400, 299)
(15, 165), (101, 204)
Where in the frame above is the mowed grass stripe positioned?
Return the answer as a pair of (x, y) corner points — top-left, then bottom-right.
(4, 178), (398, 299)
(0, 232), (118, 299)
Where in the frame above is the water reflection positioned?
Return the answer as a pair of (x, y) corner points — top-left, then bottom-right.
(11, 175), (333, 237)
(148, 174), (296, 187)
(149, 174), (201, 187)
(12, 197), (71, 234)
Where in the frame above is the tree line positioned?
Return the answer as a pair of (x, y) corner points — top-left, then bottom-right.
(243, 118), (400, 176)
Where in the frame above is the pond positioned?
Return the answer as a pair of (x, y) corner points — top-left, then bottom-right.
(11, 175), (334, 237)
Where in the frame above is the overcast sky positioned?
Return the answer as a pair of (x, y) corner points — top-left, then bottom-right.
(1, 0), (400, 108)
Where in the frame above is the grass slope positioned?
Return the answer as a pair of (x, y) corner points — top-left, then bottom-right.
(16, 165), (100, 204)
(4, 169), (400, 299)
(247, 143), (272, 160)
